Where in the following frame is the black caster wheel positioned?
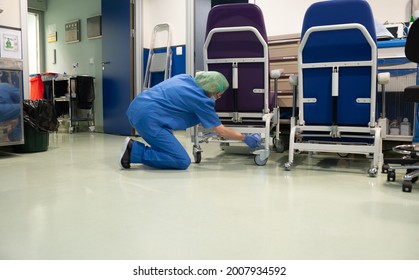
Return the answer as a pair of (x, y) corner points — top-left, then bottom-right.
(193, 145), (202, 164)
(387, 170), (396, 182)
(194, 151), (201, 163)
(382, 163), (389, 174)
(272, 136), (285, 153)
(402, 181), (413, 192)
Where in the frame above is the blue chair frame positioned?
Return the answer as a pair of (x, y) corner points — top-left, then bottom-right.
(284, 0), (382, 176)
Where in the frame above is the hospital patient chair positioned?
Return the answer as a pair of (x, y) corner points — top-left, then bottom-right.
(382, 18), (419, 192)
(191, 3), (283, 166)
(284, 0), (382, 176)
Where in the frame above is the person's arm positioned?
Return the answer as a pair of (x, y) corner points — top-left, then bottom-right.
(213, 124), (245, 141)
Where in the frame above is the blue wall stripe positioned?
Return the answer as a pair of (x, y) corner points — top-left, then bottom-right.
(143, 45), (186, 88)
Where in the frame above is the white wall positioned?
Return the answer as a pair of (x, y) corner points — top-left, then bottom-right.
(0, 0), (29, 100)
(256, 0), (417, 36)
(144, 0), (417, 47)
(368, 0), (415, 23)
(143, 0), (186, 48)
(0, 0), (21, 28)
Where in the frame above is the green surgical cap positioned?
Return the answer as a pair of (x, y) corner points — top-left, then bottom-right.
(194, 71), (229, 94)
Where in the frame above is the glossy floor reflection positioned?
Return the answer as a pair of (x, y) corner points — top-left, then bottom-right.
(0, 131), (418, 260)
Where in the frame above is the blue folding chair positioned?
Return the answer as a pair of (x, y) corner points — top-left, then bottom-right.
(284, 0), (382, 176)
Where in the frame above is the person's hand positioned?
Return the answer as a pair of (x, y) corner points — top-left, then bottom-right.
(244, 133), (261, 148)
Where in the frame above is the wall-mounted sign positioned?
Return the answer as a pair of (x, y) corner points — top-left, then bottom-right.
(87, 15), (102, 39)
(47, 24), (57, 43)
(65, 20), (80, 43)
(0, 27), (22, 59)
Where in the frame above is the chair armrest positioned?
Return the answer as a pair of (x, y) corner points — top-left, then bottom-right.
(288, 74), (298, 86)
(378, 72), (390, 85)
(270, 69), (283, 79)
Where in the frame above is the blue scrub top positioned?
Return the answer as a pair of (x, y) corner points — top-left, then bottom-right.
(127, 74), (221, 133)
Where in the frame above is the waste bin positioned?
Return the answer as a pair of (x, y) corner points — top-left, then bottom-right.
(13, 100), (59, 153)
(14, 122), (50, 152)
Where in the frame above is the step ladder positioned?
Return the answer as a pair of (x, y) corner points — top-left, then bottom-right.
(143, 23), (172, 90)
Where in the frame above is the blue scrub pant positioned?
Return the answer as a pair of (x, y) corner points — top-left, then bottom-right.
(130, 126), (191, 170)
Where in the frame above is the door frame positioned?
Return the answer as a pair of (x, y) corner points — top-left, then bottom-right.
(135, 0), (144, 96)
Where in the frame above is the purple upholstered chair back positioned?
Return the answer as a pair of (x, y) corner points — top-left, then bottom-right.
(205, 3), (272, 112)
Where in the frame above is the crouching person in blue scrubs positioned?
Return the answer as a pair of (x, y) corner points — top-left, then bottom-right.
(119, 71), (261, 170)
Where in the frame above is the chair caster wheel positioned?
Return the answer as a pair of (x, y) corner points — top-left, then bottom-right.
(254, 154), (268, 166)
(382, 163), (389, 173)
(284, 162), (292, 171)
(194, 151), (201, 163)
(193, 146), (202, 163)
(387, 170), (396, 182)
(368, 167), (378, 177)
(272, 136), (285, 153)
(402, 180), (412, 192)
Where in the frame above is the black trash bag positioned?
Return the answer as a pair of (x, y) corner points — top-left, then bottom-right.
(75, 76), (95, 109)
(22, 99), (59, 132)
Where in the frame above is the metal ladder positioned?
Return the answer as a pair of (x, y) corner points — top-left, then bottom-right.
(143, 23), (172, 90)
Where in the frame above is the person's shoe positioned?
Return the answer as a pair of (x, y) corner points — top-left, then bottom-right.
(119, 137), (134, 169)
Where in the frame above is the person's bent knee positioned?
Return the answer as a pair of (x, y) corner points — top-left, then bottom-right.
(177, 157), (191, 170)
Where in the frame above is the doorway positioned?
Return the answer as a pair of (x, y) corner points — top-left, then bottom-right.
(193, 0), (250, 73)
(102, 0), (135, 135)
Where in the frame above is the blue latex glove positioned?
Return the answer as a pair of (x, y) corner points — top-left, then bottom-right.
(244, 133), (261, 148)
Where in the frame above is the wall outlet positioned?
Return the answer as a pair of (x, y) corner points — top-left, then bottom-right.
(176, 46), (183, 56)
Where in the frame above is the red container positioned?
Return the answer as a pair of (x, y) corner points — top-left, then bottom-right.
(29, 75), (44, 100)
